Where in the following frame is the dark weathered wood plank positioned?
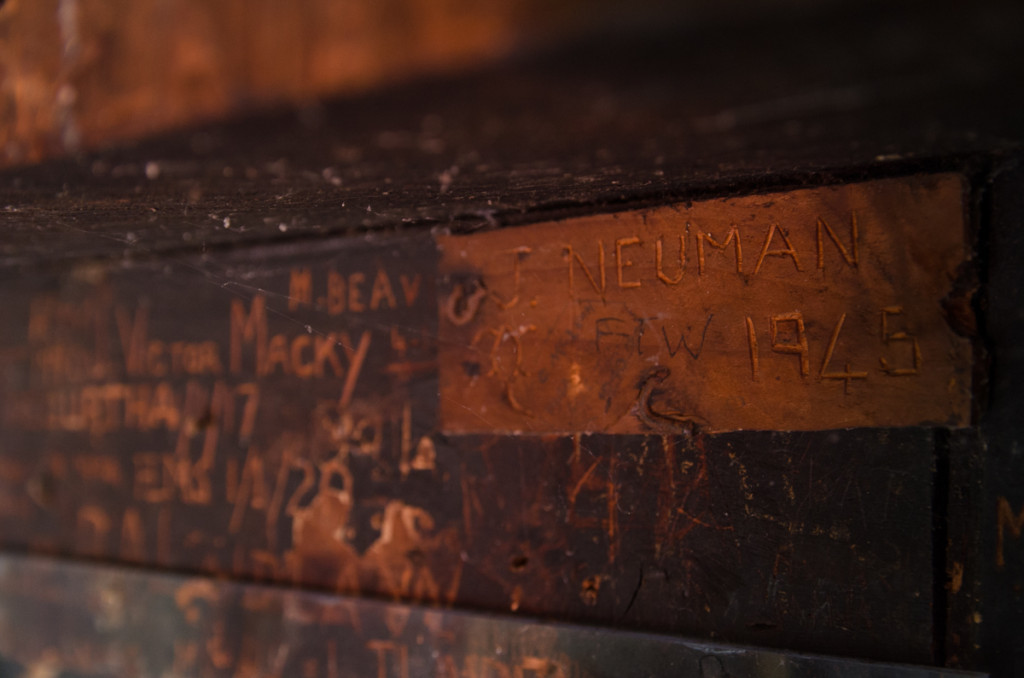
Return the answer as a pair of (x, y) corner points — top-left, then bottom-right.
(964, 161), (1024, 674)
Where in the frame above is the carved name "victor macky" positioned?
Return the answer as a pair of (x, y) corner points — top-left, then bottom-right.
(438, 174), (972, 434)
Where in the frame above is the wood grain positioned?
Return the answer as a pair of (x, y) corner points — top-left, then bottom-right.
(439, 174), (971, 434)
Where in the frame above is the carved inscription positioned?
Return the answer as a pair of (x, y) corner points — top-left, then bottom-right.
(439, 174), (972, 433)
(0, 181), (959, 658)
(0, 237), (451, 601)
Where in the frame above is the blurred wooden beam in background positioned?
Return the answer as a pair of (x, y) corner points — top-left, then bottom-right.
(0, 0), (654, 167)
(0, 0), (870, 169)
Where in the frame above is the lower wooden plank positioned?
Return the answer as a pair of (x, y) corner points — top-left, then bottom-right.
(448, 430), (937, 662)
(0, 554), (978, 678)
(0, 428), (937, 663)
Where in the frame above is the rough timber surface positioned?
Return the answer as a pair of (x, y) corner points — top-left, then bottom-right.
(0, 1), (1021, 267)
(0, 1), (1020, 674)
(0, 554), (980, 678)
(0, 225), (938, 662)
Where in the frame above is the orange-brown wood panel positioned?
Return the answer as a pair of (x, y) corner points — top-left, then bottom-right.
(0, 0), (646, 167)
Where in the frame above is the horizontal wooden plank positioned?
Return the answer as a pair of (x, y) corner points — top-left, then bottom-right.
(0, 554), (978, 678)
(0, 0), (665, 168)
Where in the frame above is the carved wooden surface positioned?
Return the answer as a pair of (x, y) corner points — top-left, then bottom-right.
(0, 193), (953, 661)
(0, 1), (1021, 670)
(439, 174), (970, 434)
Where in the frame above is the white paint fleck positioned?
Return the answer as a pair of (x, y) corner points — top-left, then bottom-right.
(438, 166), (458, 194)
